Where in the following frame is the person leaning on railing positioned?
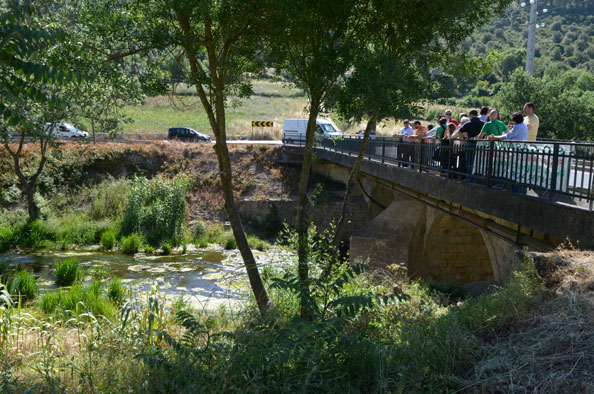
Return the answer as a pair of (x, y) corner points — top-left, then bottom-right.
(457, 109), (484, 182)
(488, 112), (529, 142)
(477, 109), (507, 140)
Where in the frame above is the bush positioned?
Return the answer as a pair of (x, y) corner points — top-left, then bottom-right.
(223, 233), (237, 250)
(120, 233), (142, 255)
(54, 258), (82, 287)
(7, 269), (38, 302)
(193, 221), (206, 239)
(15, 220), (53, 249)
(100, 230), (116, 250)
(161, 243), (172, 255)
(0, 225), (14, 252)
(107, 277), (124, 304)
(143, 245), (155, 254)
(121, 176), (190, 247)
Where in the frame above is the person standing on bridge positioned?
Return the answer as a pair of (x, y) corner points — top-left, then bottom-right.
(488, 112), (529, 142)
(412, 121), (428, 169)
(444, 109), (459, 127)
(478, 109), (507, 139)
(458, 109), (484, 182)
(396, 120), (414, 167)
(523, 102), (539, 141)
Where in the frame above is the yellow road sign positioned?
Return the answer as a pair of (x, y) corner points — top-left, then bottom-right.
(252, 121), (273, 127)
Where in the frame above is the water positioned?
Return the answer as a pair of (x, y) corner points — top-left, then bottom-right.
(0, 246), (292, 310)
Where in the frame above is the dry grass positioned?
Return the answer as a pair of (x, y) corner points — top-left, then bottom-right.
(458, 250), (594, 393)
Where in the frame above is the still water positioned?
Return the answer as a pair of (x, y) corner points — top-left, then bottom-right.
(0, 246), (292, 310)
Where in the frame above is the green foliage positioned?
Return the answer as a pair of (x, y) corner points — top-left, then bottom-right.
(100, 229), (116, 250)
(161, 243), (172, 255)
(89, 178), (130, 220)
(495, 67), (594, 140)
(54, 258), (82, 287)
(143, 244), (155, 254)
(6, 269), (38, 302)
(39, 281), (116, 318)
(0, 225), (14, 252)
(107, 277), (124, 304)
(223, 233), (237, 250)
(120, 233), (142, 255)
(122, 176), (189, 247)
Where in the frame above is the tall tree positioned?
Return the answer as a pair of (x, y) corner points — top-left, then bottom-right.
(267, 0), (360, 317)
(168, 0), (271, 313)
(268, 0), (513, 311)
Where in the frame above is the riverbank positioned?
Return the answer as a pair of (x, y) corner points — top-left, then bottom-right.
(2, 249), (593, 392)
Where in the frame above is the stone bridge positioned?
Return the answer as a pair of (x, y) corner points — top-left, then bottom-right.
(283, 137), (594, 284)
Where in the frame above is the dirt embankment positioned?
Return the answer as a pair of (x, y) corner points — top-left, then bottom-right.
(0, 141), (300, 221)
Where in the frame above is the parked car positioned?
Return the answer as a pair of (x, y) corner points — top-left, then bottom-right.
(356, 129), (377, 139)
(168, 127), (211, 142)
(45, 123), (89, 139)
(282, 119), (343, 144)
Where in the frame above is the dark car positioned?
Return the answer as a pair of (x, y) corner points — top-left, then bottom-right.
(168, 127), (211, 142)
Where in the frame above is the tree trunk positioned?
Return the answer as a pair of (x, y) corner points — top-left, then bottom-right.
(175, 10), (270, 315)
(322, 112), (378, 280)
(25, 183), (39, 222)
(296, 93), (321, 319)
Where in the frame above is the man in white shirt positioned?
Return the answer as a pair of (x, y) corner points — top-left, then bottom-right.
(396, 120), (414, 166)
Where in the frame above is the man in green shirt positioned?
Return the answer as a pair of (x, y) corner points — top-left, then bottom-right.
(478, 109), (508, 139)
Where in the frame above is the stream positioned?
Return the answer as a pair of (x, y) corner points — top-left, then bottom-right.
(0, 246), (294, 310)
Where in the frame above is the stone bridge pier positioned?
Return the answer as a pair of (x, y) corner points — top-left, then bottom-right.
(349, 191), (517, 283)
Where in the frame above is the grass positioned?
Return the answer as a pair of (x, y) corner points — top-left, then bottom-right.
(107, 277), (124, 304)
(5, 269), (38, 302)
(54, 257), (82, 287)
(120, 233), (142, 255)
(120, 80), (308, 137)
(39, 280), (117, 318)
(100, 229), (116, 250)
(2, 253), (591, 393)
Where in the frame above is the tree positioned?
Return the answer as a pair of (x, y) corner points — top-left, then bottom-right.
(268, 0), (513, 314)
(168, 0), (271, 313)
(267, 0), (360, 317)
(0, 5), (80, 221)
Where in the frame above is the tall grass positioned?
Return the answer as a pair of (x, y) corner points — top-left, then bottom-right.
(54, 258), (82, 287)
(6, 269), (38, 302)
(120, 233), (142, 255)
(121, 176), (190, 247)
(40, 280), (117, 318)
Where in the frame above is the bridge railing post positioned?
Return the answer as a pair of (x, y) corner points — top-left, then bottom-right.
(549, 143), (560, 200)
(486, 140), (495, 187)
(381, 137), (386, 164)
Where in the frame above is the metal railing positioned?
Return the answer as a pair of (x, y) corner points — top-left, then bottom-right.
(287, 136), (594, 207)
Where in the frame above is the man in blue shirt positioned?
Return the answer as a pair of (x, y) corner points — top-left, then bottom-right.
(488, 112), (529, 141)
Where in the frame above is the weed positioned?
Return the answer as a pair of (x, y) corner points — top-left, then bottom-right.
(120, 233), (142, 255)
(7, 269), (38, 302)
(121, 176), (189, 247)
(0, 226), (14, 252)
(100, 230), (116, 250)
(161, 243), (172, 255)
(223, 232), (237, 250)
(107, 278), (124, 304)
(143, 244), (155, 254)
(54, 258), (82, 287)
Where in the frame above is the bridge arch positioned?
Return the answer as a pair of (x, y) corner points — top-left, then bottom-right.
(419, 214), (495, 283)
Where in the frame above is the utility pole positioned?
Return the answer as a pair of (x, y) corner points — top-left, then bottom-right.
(525, 0), (538, 75)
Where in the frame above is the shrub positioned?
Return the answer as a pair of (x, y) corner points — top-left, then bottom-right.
(15, 220), (52, 249)
(161, 243), (172, 255)
(54, 258), (82, 287)
(143, 245), (155, 254)
(193, 221), (206, 239)
(7, 269), (38, 302)
(100, 230), (116, 250)
(120, 233), (142, 255)
(0, 226), (14, 252)
(196, 238), (208, 248)
(40, 290), (61, 314)
(121, 176), (190, 247)
(223, 233), (237, 250)
(107, 278), (124, 304)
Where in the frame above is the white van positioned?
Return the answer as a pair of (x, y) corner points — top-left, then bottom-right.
(282, 119), (343, 144)
(45, 123), (89, 139)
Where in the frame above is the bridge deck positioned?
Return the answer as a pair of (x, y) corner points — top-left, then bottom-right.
(284, 136), (594, 249)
